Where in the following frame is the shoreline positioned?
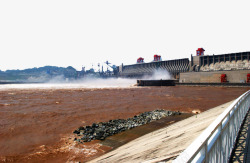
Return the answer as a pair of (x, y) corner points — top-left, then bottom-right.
(90, 101), (234, 163)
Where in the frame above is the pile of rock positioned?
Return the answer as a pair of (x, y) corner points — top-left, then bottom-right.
(73, 110), (180, 143)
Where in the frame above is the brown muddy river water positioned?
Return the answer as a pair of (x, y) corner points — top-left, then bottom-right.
(0, 84), (249, 162)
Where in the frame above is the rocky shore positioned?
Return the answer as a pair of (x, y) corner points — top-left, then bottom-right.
(73, 110), (181, 143)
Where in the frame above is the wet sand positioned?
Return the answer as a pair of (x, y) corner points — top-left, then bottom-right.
(0, 86), (249, 162)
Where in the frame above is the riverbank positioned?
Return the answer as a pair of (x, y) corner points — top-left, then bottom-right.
(90, 100), (234, 163)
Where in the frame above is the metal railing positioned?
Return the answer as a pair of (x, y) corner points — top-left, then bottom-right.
(174, 90), (250, 163)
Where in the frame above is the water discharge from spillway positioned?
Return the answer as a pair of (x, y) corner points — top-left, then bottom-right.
(142, 69), (172, 80)
(0, 70), (172, 90)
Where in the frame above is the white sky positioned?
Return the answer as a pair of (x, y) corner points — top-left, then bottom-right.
(0, 0), (249, 71)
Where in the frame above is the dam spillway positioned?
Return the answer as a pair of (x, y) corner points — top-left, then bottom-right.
(118, 58), (190, 78)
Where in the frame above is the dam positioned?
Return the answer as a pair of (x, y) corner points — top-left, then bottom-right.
(118, 58), (190, 78)
(117, 48), (250, 83)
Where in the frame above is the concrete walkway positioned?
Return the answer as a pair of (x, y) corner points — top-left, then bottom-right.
(89, 100), (234, 163)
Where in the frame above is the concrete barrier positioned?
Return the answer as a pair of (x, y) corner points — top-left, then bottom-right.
(137, 80), (176, 86)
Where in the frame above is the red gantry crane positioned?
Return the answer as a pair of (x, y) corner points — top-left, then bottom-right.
(153, 55), (162, 61)
(137, 57), (144, 63)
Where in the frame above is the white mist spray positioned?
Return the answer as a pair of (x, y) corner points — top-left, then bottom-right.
(0, 76), (137, 90)
(143, 69), (172, 80)
(0, 69), (173, 90)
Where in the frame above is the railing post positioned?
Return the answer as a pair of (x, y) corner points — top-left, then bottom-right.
(205, 142), (208, 163)
(219, 123), (223, 162)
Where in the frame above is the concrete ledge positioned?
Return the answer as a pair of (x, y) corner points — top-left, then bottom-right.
(137, 80), (176, 86)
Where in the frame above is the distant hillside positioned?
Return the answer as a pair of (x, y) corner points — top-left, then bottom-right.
(0, 66), (77, 82)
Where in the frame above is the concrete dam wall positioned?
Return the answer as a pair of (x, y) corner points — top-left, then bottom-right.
(197, 52), (250, 71)
(185, 51), (250, 83)
(118, 51), (250, 83)
(119, 58), (190, 78)
(179, 70), (250, 83)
